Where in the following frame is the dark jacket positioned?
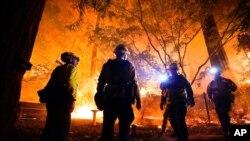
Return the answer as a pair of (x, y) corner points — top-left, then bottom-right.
(207, 77), (237, 101)
(160, 74), (194, 104)
(96, 59), (141, 104)
(45, 64), (77, 104)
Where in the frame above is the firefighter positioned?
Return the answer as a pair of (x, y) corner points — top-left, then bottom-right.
(207, 67), (237, 136)
(95, 44), (141, 141)
(40, 52), (79, 141)
(160, 63), (195, 141)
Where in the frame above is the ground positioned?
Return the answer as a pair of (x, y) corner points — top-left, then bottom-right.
(13, 118), (229, 141)
(14, 100), (250, 141)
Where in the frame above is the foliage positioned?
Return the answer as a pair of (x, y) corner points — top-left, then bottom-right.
(134, 0), (202, 76)
(232, 0), (250, 32)
(66, 0), (111, 31)
(66, 0), (250, 86)
(237, 32), (250, 62)
(84, 0), (203, 81)
(22, 64), (51, 81)
(238, 33), (250, 47)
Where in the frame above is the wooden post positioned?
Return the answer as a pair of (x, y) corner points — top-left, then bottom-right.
(203, 92), (211, 124)
(91, 109), (99, 126)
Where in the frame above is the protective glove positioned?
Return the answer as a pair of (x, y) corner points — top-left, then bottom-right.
(189, 100), (195, 107)
(160, 102), (165, 110)
(136, 102), (141, 110)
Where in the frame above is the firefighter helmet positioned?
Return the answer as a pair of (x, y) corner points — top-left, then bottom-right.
(168, 63), (178, 70)
(61, 52), (79, 63)
(114, 44), (130, 56)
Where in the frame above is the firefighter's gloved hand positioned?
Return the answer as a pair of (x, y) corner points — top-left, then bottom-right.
(189, 100), (195, 107)
(160, 102), (165, 110)
(136, 102), (141, 110)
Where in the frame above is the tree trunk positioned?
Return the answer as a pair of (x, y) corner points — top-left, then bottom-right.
(0, 0), (46, 140)
(201, 15), (229, 70)
(90, 44), (97, 77)
(90, 13), (101, 78)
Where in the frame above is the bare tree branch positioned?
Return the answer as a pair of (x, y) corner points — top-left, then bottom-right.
(137, 0), (166, 69)
(130, 38), (162, 73)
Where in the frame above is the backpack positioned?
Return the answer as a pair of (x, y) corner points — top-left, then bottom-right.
(37, 64), (74, 103)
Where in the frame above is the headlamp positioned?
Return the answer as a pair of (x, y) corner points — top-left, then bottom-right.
(158, 73), (169, 82)
(209, 67), (219, 74)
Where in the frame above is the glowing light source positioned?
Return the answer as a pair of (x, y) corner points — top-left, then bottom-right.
(209, 67), (218, 74)
(157, 73), (169, 82)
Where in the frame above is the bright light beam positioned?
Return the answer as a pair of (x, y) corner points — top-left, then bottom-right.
(158, 74), (169, 82)
(209, 67), (218, 74)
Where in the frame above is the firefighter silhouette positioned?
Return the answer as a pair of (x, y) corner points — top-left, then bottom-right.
(40, 52), (79, 141)
(207, 67), (237, 136)
(95, 44), (141, 141)
(160, 63), (195, 141)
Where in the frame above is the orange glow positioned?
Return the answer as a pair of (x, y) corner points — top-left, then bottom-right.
(140, 87), (147, 96)
(19, 0), (250, 125)
(70, 79), (101, 119)
(71, 104), (103, 119)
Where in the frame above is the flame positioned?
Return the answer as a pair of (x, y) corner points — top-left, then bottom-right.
(71, 78), (103, 119)
(140, 87), (161, 97)
(244, 79), (250, 84)
(71, 104), (103, 119)
(247, 52), (250, 58)
(140, 87), (147, 96)
(144, 116), (162, 120)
